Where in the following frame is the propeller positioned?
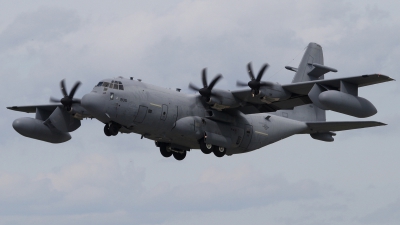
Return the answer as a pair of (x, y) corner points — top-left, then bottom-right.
(189, 68), (222, 101)
(50, 79), (81, 111)
(237, 62), (273, 97)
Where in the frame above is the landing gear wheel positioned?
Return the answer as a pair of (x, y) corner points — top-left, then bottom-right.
(160, 144), (172, 158)
(199, 139), (213, 154)
(213, 146), (226, 157)
(173, 151), (186, 161)
(109, 123), (119, 136)
(104, 124), (111, 136)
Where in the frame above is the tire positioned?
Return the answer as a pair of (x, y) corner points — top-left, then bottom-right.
(173, 151), (186, 160)
(109, 123), (119, 136)
(213, 146), (226, 157)
(160, 144), (172, 158)
(199, 139), (213, 154)
(104, 124), (111, 136)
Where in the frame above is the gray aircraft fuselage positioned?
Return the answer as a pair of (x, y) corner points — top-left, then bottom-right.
(81, 78), (306, 156)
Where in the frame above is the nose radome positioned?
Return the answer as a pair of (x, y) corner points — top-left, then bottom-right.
(81, 93), (105, 117)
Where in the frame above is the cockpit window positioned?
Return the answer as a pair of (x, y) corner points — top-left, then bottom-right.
(98, 81), (124, 90)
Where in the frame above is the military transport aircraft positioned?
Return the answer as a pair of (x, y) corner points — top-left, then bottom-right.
(7, 43), (394, 160)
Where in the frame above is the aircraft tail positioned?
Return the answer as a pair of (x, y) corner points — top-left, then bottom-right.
(280, 42), (338, 123)
(287, 42), (326, 83)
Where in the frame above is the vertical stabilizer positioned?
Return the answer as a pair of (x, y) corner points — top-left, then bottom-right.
(281, 42), (328, 122)
(292, 42), (324, 83)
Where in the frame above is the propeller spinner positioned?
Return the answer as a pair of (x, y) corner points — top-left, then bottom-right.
(237, 62), (273, 97)
(50, 79), (81, 111)
(189, 68), (222, 101)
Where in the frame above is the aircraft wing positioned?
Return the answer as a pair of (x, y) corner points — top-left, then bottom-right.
(232, 74), (394, 114)
(282, 74), (394, 95)
(7, 104), (62, 113)
(7, 104), (92, 118)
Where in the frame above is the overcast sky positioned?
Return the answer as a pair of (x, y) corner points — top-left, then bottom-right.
(1, 0), (400, 224)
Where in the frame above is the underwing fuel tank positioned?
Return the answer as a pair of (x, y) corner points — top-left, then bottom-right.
(12, 117), (71, 143)
(319, 90), (377, 118)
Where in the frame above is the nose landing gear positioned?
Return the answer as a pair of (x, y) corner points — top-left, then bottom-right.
(104, 122), (121, 136)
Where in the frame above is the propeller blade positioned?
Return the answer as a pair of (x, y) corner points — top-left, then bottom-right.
(202, 68), (208, 88)
(69, 81), (81, 98)
(247, 63), (255, 80)
(236, 80), (248, 87)
(189, 83), (201, 91)
(50, 97), (61, 103)
(60, 79), (68, 97)
(207, 74), (222, 90)
(256, 63), (269, 81)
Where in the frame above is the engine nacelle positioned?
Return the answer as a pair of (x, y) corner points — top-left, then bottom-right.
(319, 90), (377, 118)
(12, 117), (71, 143)
(207, 89), (241, 110)
(259, 84), (291, 103)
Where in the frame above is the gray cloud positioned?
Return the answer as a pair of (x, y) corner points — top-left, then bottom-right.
(0, 8), (80, 51)
(359, 198), (400, 224)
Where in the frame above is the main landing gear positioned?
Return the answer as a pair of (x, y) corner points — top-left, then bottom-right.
(157, 142), (187, 161)
(155, 140), (227, 161)
(199, 139), (226, 157)
(104, 122), (121, 136)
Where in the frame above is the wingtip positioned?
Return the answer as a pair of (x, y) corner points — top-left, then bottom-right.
(373, 121), (387, 126)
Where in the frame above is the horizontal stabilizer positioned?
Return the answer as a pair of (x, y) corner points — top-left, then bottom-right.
(303, 121), (386, 134)
(307, 63), (337, 78)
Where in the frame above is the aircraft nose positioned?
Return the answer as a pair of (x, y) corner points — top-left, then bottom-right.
(81, 93), (105, 118)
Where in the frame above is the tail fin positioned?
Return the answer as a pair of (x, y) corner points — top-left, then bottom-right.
(280, 42), (327, 121)
(291, 42), (324, 83)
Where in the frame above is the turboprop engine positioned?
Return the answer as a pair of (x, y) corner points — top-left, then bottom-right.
(13, 117), (71, 143)
(318, 90), (377, 118)
(308, 81), (377, 118)
(12, 107), (81, 143)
